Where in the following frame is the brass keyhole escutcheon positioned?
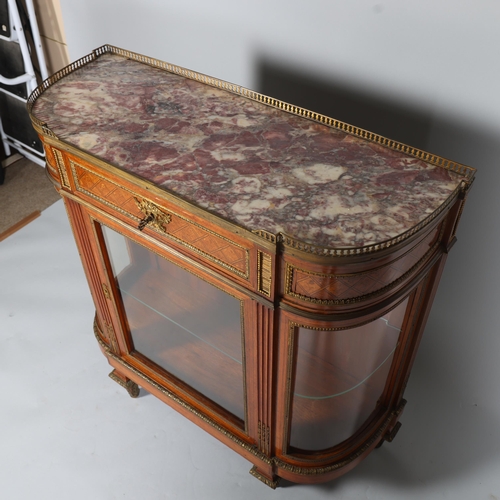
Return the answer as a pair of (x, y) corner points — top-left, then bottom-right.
(138, 213), (155, 231)
(134, 197), (171, 233)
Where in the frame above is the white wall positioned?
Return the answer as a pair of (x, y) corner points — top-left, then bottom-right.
(58, 0), (500, 495)
(59, 0), (500, 128)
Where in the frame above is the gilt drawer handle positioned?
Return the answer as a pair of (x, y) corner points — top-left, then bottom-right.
(134, 197), (171, 233)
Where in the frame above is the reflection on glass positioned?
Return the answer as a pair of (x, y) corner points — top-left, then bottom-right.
(289, 298), (408, 451)
(102, 225), (245, 421)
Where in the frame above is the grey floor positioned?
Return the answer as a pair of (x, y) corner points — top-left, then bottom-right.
(1, 199), (500, 500)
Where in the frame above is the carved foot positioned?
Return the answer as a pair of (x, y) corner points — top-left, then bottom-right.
(376, 421), (403, 448)
(385, 421), (402, 443)
(249, 466), (279, 489)
(109, 369), (140, 398)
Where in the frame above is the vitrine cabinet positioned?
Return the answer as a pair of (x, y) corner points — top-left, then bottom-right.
(28, 45), (475, 488)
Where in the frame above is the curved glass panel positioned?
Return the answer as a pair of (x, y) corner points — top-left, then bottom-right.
(289, 298), (408, 451)
(102, 225), (245, 422)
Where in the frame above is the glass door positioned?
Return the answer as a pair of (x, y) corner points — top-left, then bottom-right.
(288, 298), (408, 451)
(100, 224), (246, 425)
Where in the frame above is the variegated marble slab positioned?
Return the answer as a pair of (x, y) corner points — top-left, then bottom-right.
(32, 53), (467, 248)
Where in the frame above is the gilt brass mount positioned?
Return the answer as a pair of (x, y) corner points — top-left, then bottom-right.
(134, 197), (171, 233)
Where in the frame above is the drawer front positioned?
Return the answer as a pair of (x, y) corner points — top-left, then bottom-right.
(45, 146), (277, 295)
(70, 158), (250, 279)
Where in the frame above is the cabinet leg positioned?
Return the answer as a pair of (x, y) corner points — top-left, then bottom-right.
(109, 369), (140, 398)
(385, 421), (402, 443)
(249, 466), (279, 489)
(376, 421), (403, 448)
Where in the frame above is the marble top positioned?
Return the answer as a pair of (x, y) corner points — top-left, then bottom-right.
(32, 52), (467, 248)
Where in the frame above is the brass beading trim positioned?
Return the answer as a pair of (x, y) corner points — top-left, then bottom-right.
(257, 250), (272, 297)
(52, 147), (70, 189)
(27, 50), (101, 137)
(279, 184), (458, 257)
(252, 230), (278, 244)
(275, 399), (406, 476)
(287, 240), (439, 305)
(285, 225), (442, 305)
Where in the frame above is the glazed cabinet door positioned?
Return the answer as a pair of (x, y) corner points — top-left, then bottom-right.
(63, 196), (263, 440)
(274, 289), (429, 472)
(273, 265), (442, 483)
(283, 297), (409, 452)
(99, 223), (249, 425)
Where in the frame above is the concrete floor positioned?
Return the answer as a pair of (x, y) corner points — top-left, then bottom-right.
(1, 199), (499, 500)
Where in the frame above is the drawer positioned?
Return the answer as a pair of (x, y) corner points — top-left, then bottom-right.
(50, 146), (276, 298)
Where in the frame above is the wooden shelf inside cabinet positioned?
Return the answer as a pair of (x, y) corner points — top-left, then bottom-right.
(28, 45), (475, 488)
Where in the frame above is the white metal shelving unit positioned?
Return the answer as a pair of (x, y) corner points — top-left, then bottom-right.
(0, 0), (48, 167)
